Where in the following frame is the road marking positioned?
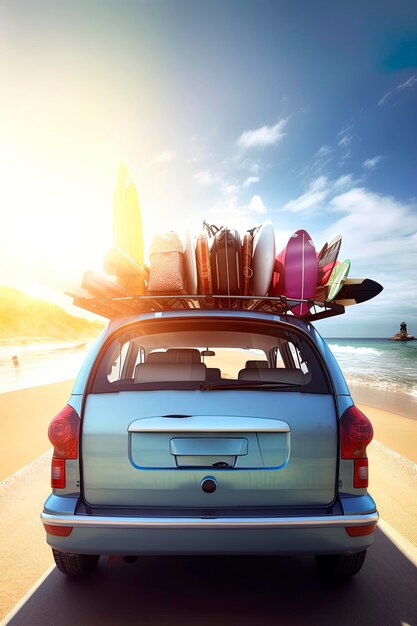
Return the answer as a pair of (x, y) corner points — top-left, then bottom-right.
(0, 449), (52, 490)
(378, 518), (417, 568)
(372, 440), (417, 473)
(0, 565), (55, 626)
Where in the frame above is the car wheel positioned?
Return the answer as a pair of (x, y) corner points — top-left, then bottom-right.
(52, 549), (100, 576)
(314, 550), (367, 577)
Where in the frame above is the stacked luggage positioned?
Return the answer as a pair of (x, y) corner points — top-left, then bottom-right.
(76, 220), (382, 318)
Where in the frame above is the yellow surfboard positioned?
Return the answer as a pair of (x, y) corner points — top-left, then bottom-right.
(113, 162), (145, 268)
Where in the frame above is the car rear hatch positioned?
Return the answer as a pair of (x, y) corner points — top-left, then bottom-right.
(82, 390), (337, 508)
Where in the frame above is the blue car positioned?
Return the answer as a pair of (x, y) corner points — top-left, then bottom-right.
(41, 308), (377, 577)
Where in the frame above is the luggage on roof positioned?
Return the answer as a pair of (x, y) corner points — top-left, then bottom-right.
(204, 223), (242, 308)
(148, 231), (186, 294)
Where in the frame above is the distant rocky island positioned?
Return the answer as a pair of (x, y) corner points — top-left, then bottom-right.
(0, 286), (104, 343)
(391, 321), (415, 342)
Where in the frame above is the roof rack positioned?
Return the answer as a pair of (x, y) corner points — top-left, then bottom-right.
(71, 293), (345, 322)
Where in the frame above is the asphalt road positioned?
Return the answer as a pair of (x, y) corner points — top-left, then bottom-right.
(4, 528), (417, 626)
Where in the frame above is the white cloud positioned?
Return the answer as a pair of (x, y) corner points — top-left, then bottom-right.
(338, 134), (352, 148)
(247, 161), (262, 175)
(397, 75), (417, 90)
(337, 125), (352, 138)
(243, 176), (260, 188)
(222, 183), (240, 196)
(339, 150), (351, 166)
(363, 155), (383, 170)
(206, 197), (253, 233)
(150, 151), (175, 165)
(205, 192), (268, 233)
(323, 189), (417, 276)
(315, 145), (333, 158)
(333, 174), (355, 191)
(378, 91), (392, 106)
(237, 118), (288, 149)
(378, 74), (417, 106)
(247, 194), (267, 214)
(281, 176), (331, 213)
(304, 182), (417, 330)
(194, 170), (219, 185)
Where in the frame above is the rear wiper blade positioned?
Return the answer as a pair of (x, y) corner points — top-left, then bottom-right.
(200, 381), (301, 391)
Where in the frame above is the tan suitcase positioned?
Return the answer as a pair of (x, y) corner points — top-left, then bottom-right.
(148, 232), (186, 293)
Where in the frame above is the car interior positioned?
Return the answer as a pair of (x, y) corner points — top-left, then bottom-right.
(92, 323), (319, 392)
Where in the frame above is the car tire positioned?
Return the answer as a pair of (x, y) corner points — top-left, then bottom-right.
(52, 549), (100, 576)
(314, 550), (367, 577)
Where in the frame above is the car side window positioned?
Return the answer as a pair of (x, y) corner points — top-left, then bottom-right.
(287, 341), (309, 375)
(109, 342), (146, 382)
(107, 341), (131, 382)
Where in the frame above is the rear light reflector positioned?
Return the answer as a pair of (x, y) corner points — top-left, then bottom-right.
(340, 405), (373, 459)
(48, 405), (80, 460)
(345, 523), (376, 537)
(48, 405), (80, 489)
(353, 458), (369, 488)
(51, 457), (66, 489)
(43, 524), (73, 537)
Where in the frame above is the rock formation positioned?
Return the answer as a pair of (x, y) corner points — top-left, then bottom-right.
(391, 321), (416, 341)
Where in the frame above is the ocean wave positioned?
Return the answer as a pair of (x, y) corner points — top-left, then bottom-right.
(328, 344), (382, 356)
(345, 374), (417, 397)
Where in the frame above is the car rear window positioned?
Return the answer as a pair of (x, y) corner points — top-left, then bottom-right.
(90, 318), (330, 394)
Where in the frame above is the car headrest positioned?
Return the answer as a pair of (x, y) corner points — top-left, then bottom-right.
(205, 367), (221, 381)
(147, 349), (201, 364)
(166, 349), (202, 363)
(245, 360), (269, 369)
(135, 363), (206, 383)
(238, 367), (308, 385)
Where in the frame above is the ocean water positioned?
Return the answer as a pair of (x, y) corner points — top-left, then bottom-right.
(326, 338), (417, 400)
(0, 341), (91, 393)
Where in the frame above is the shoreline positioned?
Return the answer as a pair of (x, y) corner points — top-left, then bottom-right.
(348, 380), (417, 421)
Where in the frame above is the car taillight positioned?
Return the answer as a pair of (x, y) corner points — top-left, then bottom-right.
(48, 405), (80, 489)
(340, 405), (373, 488)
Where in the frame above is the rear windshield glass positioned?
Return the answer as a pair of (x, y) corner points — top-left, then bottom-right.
(91, 318), (329, 393)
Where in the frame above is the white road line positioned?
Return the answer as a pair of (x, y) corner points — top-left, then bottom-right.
(372, 440), (417, 473)
(0, 565), (55, 626)
(0, 449), (52, 489)
(378, 519), (417, 568)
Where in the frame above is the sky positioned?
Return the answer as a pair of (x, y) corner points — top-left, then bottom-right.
(0, 0), (416, 337)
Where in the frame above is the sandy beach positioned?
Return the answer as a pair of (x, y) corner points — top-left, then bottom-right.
(0, 380), (416, 620)
(356, 404), (417, 464)
(0, 380), (74, 481)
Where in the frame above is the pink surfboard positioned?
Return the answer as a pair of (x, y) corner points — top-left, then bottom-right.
(270, 230), (317, 316)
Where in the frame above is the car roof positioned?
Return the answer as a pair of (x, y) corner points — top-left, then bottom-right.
(104, 309), (317, 337)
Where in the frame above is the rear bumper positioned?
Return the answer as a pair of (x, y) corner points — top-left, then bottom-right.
(42, 511), (378, 530)
(42, 494), (378, 556)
